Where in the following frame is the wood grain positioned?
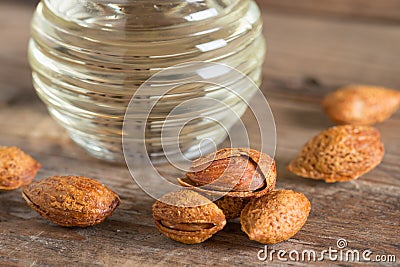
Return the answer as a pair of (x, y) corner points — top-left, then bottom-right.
(259, 0), (400, 22)
(0, 2), (399, 267)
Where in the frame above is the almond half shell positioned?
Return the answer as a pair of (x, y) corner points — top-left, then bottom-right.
(178, 148), (276, 199)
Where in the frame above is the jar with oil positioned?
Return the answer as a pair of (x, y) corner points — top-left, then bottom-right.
(29, 0), (266, 163)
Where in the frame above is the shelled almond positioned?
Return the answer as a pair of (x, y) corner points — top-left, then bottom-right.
(178, 148), (276, 219)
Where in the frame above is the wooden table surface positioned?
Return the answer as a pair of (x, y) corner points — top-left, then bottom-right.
(1, 1), (399, 266)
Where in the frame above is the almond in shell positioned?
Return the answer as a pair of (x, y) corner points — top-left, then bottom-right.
(240, 190), (311, 244)
(22, 176), (120, 227)
(152, 190), (226, 244)
(178, 148), (276, 199)
(322, 85), (400, 125)
(0, 146), (41, 190)
(287, 125), (384, 182)
(213, 196), (249, 220)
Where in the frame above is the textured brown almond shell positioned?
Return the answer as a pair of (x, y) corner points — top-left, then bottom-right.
(213, 196), (249, 220)
(152, 190), (226, 244)
(240, 190), (311, 244)
(179, 148), (276, 198)
(0, 146), (41, 190)
(322, 85), (400, 125)
(22, 176), (120, 227)
(287, 125), (384, 183)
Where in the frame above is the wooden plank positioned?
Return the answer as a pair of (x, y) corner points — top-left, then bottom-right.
(260, 9), (400, 100)
(258, 0), (400, 23)
(0, 2), (399, 267)
(1, 98), (399, 266)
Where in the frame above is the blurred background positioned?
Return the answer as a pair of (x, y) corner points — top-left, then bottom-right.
(1, 0), (399, 106)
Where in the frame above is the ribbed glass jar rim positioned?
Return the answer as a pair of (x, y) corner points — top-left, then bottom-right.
(43, 0), (245, 29)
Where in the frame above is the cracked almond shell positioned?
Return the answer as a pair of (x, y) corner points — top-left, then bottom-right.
(178, 148), (276, 198)
(240, 190), (311, 244)
(322, 85), (400, 125)
(287, 125), (384, 183)
(22, 176), (120, 227)
(0, 146), (41, 190)
(152, 190), (226, 244)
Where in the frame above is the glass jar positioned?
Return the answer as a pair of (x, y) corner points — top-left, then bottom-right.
(29, 0), (266, 163)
